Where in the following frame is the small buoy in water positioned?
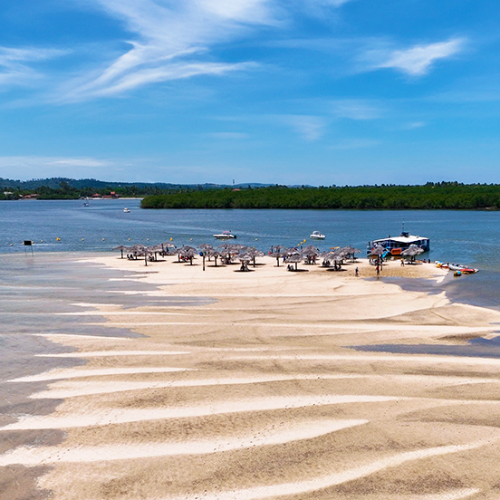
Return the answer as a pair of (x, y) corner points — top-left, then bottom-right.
(146, 238), (149, 241)
(56, 237), (60, 241)
(102, 238), (105, 241)
(128, 238), (131, 241)
(81, 238), (84, 241)
(190, 238), (192, 241)
(170, 237), (173, 241)
(255, 238), (258, 241)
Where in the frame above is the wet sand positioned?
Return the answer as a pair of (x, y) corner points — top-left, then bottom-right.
(2, 254), (500, 499)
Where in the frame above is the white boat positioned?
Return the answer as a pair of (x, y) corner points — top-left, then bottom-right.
(123, 208), (130, 213)
(310, 231), (325, 240)
(213, 230), (236, 240)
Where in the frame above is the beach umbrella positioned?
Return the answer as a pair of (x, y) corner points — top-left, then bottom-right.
(269, 245), (287, 266)
(112, 245), (129, 259)
(244, 247), (264, 267)
(342, 246), (361, 260)
(401, 244), (424, 263)
(207, 248), (221, 266)
(285, 252), (302, 271)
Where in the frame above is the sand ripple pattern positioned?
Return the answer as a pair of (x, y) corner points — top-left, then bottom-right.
(3, 255), (500, 500)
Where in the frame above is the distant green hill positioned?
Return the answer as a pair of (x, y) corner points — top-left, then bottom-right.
(0, 177), (273, 200)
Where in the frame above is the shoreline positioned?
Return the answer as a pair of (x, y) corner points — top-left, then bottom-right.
(3, 253), (500, 499)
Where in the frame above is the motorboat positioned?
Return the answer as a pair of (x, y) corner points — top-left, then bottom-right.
(213, 230), (236, 240)
(123, 208), (130, 213)
(310, 231), (325, 240)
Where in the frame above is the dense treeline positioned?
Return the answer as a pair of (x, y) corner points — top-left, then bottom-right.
(141, 183), (500, 210)
(0, 178), (249, 200)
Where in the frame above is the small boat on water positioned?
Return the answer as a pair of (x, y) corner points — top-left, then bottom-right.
(123, 208), (130, 213)
(213, 230), (236, 240)
(310, 231), (325, 240)
(436, 261), (478, 274)
(83, 202), (89, 207)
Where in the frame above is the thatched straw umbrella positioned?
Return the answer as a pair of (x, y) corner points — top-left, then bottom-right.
(129, 244), (147, 260)
(285, 252), (302, 271)
(147, 244), (165, 261)
(401, 244), (424, 264)
(159, 242), (176, 256)
(113, 245), (129, 259)
(341, 246), (361, 261)
(269, 245), (287, 266)
(217, 244), (245, 265)
(301, 245), (320, 265)
(198, 243), (213, 270)
(245, 247), (264, 267)
(177, 245), (197, 265)
(207, 248), (221, 267)
(368, 244), (387, 270)
(237, 252), (252, 272)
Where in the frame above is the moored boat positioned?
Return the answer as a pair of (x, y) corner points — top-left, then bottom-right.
(368, 227), (429, 255)
(435, 261), (478, 274)
(123, 208), (130, 213)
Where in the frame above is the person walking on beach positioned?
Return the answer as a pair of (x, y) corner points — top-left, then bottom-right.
(401, 259), (404, 267)
(355, 267), (359, 277)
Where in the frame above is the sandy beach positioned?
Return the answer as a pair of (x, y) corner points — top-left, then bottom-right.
(2, 254), (500, 500)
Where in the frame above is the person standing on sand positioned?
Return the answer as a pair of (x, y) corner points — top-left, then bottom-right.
(401, 259), (404, 267)
(355, 267), (359, 276)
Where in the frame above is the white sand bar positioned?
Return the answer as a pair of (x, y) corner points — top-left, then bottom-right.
(35, 350), (190, 358)
(166, 440), (494, 500)
(31, 374), (366, 399)
(10, 367), (190, 383)
(2, 395), (399, 431)
(0, 419), (367, 465)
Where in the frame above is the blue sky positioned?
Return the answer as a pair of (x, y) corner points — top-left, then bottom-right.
(0, 0), (499, 185)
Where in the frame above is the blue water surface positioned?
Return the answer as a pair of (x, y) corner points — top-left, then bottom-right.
(1, 199), (499, 309)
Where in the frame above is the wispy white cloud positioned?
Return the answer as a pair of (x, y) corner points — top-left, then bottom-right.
(0, 156), (112, 169)
(0, 47), (66, 89)
(61, 0), (356, 101)
(330, 99), (382, 120)
(367, 38), (465, 76)
(60, 0), (278, 101)
(280, 114), (327, 141)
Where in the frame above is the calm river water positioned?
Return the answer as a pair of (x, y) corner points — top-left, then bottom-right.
(1, 199), (499, 308)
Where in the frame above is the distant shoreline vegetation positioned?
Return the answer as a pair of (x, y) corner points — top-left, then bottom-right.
(141, 183), (500, 210)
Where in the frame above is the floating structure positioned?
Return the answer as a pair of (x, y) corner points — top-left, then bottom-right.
(123, 208), (130, 213)
(367, 229), (430, 255)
